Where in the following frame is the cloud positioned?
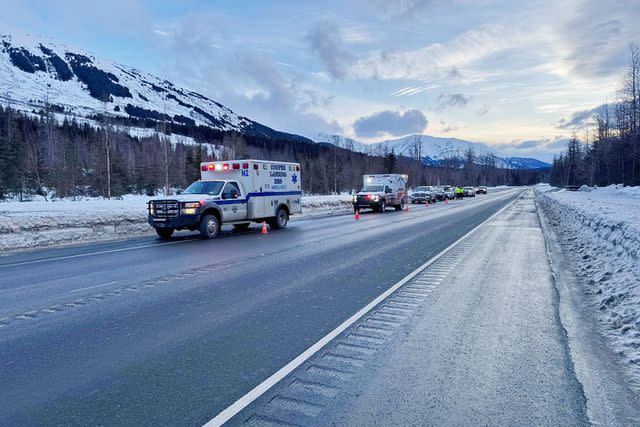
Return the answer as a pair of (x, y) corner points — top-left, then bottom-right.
(475, 104), (489, 116)
(157, 14), (341, 137)
(353, 109), (428, 138)
(350, 24), (515, 83)
(439, 119), (459, 133)
(306, 21), (354, 79)
(559, 0), (638, 78)
(556, 104), (609, 130)
(436, 93), (471, 109)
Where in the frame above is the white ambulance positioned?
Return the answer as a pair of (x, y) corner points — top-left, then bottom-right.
(352, 174), (408, 213)
(147, 160), (302, 239)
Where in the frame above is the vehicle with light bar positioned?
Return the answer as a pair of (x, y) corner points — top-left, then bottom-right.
(353, 174), (408, 213)
(147, 160), (302, 239)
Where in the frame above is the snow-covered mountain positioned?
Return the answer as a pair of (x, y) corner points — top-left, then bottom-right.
(0, 32), (308, 142)
(314, 133), (551, 170)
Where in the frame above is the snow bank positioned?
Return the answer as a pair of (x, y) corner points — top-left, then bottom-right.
(0, 194), (353, 253)
(536, 184), (640, 383)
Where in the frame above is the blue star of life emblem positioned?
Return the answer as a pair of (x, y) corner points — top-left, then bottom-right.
(292, 174), (298, 184)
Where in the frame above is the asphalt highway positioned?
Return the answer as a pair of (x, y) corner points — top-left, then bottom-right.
(0, 188), (522, 425)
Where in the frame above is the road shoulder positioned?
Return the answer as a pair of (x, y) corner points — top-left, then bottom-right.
(537, 199), (640, 425)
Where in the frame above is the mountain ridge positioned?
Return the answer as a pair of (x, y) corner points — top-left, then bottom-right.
(0, 32), (311, 144)
(314, 132), (551, 170)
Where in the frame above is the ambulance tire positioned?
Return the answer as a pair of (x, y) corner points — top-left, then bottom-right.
(395, 199), (405, 211)
(378, 200), (386, 213)
(269, 207), (289, 229)
(155, 227), (174, 240)
(199, 214), (220, 239)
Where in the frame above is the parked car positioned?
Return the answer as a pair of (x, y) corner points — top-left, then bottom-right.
(476, 186), (487, 194)
(410, 186), (437, 204)
(442, 185), (455, 199)
(463, 186), (476, 197)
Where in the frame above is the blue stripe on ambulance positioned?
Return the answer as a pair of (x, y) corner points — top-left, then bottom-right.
(215, 191), (302, 205)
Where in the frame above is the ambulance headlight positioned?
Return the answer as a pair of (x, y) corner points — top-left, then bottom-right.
(182, 208), (197, 215)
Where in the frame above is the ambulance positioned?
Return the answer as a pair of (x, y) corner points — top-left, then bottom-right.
(147, 160), (302, 239)
(352, 174), (408, 213)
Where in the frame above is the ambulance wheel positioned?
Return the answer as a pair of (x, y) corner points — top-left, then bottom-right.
(199, 214), (220, 239)
(269, 207), (289, 229)
(395, 200), (404, 211)
(155, 227), (174, 240)
(233, 223), (251, 231)
(378, 200), (386, 212)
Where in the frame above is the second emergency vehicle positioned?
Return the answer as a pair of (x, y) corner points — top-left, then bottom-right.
(353, 174), (408, 213)
(147, 160), (302, 239)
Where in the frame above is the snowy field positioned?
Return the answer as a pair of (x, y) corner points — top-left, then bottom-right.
(536, 184), (640, 384)
(0, 194), (353, 253)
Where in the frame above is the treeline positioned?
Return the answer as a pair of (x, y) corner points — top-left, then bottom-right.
(0, 106), (546, 200)
(550, 42), (640, 187)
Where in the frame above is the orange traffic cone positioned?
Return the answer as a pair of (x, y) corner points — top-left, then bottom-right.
(261, 221), (268, 234)
(425, 201), (429, 208)
(445, 198), (448, 205)
(355, 210), (360, 220)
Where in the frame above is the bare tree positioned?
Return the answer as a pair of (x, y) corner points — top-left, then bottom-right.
(102, 101), (112, 199)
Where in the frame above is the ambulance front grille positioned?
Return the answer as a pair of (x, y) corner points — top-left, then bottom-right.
(152, 200), (180, 218)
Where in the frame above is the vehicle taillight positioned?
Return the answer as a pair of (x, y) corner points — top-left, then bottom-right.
(232, 163), (240, 170)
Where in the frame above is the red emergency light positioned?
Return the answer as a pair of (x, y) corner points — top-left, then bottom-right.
(222, 163), (230, 171)
(242, 163), (249, 169)
(208, 164), (215, 171)
(253, 164), (259, 170)
(232, 163), (240, 170)
(201, 165), (207, 172)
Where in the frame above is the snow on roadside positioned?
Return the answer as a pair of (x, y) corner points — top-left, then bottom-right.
(536, 184), (640, 385)
(0, 194), (353, 253)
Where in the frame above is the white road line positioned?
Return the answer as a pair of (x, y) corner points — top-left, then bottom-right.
(0, 239), (194, 269)
(70, 281), (119, 293)
(203, 190), (525, 427)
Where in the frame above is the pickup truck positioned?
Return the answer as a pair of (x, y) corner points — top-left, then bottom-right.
(410, 186), (437, 204)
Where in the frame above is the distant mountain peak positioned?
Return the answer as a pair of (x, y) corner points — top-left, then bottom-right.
(314, 133), (551, 170)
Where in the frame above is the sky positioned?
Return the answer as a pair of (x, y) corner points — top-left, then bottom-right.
(2, 0), (639, 161)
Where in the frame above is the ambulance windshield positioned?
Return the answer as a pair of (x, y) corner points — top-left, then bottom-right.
(183, 181), (225, 195)
(361, 185), (384, 192)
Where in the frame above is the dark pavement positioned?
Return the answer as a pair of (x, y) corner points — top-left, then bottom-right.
(0, 189), (521, 426)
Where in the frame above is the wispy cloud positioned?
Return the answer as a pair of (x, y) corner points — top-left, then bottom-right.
(391, 86), (432, 97)
(306, 20), (354, 79)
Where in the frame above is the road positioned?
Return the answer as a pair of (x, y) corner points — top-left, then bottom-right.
(230, 191), (593, 426)
(0, 189), (522, 425)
